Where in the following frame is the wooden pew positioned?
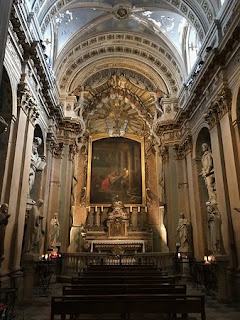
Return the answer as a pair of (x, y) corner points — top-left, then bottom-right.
(63, 283), (187, 295)
(71, 275), (175, 284)
(51, 293), (206, 320)
(75, 274), (173, 280)
(79, 271), (168, 277)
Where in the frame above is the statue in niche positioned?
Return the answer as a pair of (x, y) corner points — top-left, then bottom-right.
(23, 199), (44, 254)
(49, 213), (60, 247)
(28, 137), (46, 195)
(200, 143), (217, 203)
(0, 203), (10, 257)
(176, 212), (191, 253)
(207, 204), (221, 254)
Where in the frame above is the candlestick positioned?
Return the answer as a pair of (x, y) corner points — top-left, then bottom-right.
(101, 206), (103, 212)
(95, 206), (98, 212)
(130, 206), (132, 213)
(138, 207), (140, 213)
(145, 206), (147, 213)
(88, 206), (91, 212)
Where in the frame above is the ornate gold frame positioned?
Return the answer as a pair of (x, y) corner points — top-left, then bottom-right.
(86, 133), (146, 206)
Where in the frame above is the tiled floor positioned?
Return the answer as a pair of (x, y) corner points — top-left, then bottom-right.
(12, 281), (240, 319)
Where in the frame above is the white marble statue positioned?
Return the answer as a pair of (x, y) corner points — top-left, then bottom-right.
(176, 212), (190, 253)
(23, 199), (44, 254)
(0, 203), (10, 257)
(207, 204), (221, 254)
(28, 137), (46, 195)
(200, 143), (217, 203)
(49, 213), (60, 247)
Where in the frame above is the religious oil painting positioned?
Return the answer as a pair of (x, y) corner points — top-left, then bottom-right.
(90, 137), (143, 204)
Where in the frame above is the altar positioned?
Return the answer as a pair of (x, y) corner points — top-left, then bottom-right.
(82, 196), (153, 254)
(90, 239), (147, 254)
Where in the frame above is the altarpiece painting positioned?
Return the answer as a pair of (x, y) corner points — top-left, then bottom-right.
(89, 137), (143, 204)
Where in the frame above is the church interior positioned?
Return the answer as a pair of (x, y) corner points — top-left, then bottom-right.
(0, 0), (240, 319)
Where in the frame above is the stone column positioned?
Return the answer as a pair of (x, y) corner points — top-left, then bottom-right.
(188, 154), (206, 260)
(2, 86), (39, 275)
(163, 145), (179, 251)
(205, 90), (239, 267)
(58, 144), (75, 251)
(47, 143), (64, 248)
(174, 139), (192, 220)
(219, 113), (240, 268)
(209, 122), (233, 263)
(156, 147), (169, 252)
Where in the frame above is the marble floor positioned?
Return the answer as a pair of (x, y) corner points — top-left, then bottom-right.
(12, 281), (240, 320)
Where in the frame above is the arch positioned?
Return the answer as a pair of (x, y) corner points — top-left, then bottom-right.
(59, 55), (180, 97)
(29, 125), (46, 202)
(55, 32), (185, 86)
(192, 124), (210, 159)
(195, 127), (213, 205)
(0, 66), (14, 199)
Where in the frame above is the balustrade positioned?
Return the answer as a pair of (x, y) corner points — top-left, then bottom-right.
(62, 252), (175, 275)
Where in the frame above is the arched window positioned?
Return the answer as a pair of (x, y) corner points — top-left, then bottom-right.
(185, 24), (201, 74)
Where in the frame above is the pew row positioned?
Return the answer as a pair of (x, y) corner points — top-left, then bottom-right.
(71, 275), (175, 284)
(63, 283), (186, 295)
(51, 294), (206, 320)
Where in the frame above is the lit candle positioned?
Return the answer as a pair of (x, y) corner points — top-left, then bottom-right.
(95, 206), (98, 212)
(204, 256), (207, 262)
(101, 206), (103, 212)
(138, 207), (141, 213)
(178, 253), (181, 259)
(45, 254), (48, 260)
(130, 206), (132, 213)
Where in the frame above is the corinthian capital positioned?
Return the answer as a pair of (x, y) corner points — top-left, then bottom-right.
(205, 88), (232, 128)
(19, 86), (39, 124)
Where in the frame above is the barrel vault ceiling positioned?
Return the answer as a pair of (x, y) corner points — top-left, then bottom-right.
(26, 0), (225, 135)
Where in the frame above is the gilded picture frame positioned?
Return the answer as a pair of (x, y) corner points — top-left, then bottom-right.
(87, 134), (146, 205)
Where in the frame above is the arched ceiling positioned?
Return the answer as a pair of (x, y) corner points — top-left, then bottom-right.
(26, 1), (224, 127)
